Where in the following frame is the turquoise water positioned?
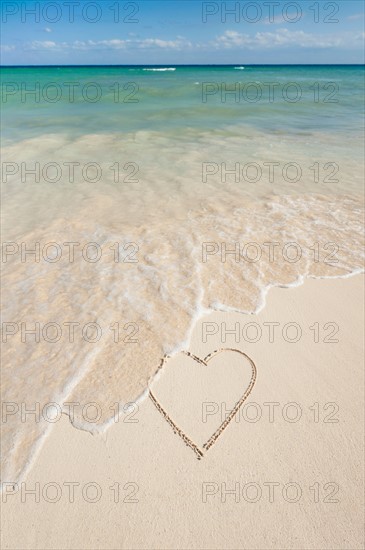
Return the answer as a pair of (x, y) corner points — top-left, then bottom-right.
(1, 65), (364, 142)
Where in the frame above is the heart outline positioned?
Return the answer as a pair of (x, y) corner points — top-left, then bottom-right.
(149, 348), (257, 459)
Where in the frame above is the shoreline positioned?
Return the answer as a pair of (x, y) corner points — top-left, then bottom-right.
(5, 267), (364, 489)
(2, 274), (364, 549)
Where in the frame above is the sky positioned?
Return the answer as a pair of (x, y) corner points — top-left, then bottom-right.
(0, 0), (364, 65)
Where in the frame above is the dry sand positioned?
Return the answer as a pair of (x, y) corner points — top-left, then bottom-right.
(1, 275), (364, 550)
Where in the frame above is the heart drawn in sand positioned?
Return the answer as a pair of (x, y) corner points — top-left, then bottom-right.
(149, 348), (257, 459)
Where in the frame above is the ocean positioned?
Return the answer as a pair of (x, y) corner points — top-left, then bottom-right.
(2, 65), (365, 142)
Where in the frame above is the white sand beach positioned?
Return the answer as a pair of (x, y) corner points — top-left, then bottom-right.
(2, 275), (364, 550)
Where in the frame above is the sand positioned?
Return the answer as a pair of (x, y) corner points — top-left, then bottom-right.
(1, 275), (364, 550)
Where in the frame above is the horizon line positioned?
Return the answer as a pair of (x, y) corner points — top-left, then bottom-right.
(1, 63), (364, 67)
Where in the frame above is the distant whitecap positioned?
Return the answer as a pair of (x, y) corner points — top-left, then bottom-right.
(143, 68), (176, 71)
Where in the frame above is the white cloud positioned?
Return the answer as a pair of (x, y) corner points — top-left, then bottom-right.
(347, 13), (364, 21)
(214, 29), (365, 49)
(29, 36), (191, 52)
(75, 39), (128, 50)
(0, 45), (15, 52)
(44, 27), (52, 33)
(138, 38), (190, 49)
(26, 30), (365, 54)
(29, 41), (57, 50)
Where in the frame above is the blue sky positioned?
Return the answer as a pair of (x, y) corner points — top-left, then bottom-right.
(1, 1), (364, 64)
